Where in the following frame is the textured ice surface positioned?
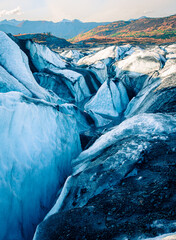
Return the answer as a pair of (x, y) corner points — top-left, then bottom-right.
(77, 46), (117, 65)
(165, 44), (176, 59)
(114, 48), (165, 78)
(26, 41), (67, 71)
(0, 66), (32, 96)
(60, 103), (94, 133)
(85, 80), (129, 127)
(142, 232), (176, 240)
(158, 58), (176, 86)
(88, 61), (108, 84)
(48, 66), (91, 102)
(0, 92), (81, 240)
(166, 53), (176, 59)
(0, 32), (54, 102)
(44, 113), (176, 218)
(1, 34), (176, 240)
(60, 50), (84, 63)
(74, 113), (176, 165)
(26, 41), (101, 103)
(85, 80), (121, 117)
(124, 75), (161, 118)
(124, 58), (176, 118)
(34, 72), (74, 103)
(87, 111), (112, 127)
(77, 45), (133, 66)
(116, 44), (134, 60)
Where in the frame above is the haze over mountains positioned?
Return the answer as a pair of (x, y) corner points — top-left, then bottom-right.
(0, 19), (108, 39)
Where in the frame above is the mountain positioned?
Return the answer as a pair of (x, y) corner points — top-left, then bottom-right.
(71, 14), (176, 45)
(0, 19), (108, 39)
(0, 19), (23, 26)
(128, 15), (148, 21)
(11, 33), (72, 50)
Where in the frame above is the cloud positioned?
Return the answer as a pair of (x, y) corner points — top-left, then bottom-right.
(143, 10), (153, 14)
(0, 6), (22, 18)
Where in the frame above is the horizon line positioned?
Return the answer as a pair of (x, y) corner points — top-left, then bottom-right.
(0, 13), (175, 24)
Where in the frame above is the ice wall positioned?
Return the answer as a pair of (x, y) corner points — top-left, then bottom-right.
(0, 92), (81, 240)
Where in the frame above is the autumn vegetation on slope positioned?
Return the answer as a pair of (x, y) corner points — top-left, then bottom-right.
(70, 14), (176, 45)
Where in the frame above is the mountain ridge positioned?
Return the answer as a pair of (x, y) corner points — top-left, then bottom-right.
(0, 19), (109, 39)
(70, 14), (176, 45)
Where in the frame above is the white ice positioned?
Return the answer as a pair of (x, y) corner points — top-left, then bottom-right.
(26, 40), (67, 71)
(49, 66), (91, 102)
(0, 91), (81, 240)
(85, 80), (129, 127)
(74, 113), (176, 165)
(42, 113), (176, 219)
(0, 66), (32, 96)
(0, 31), (56, 102)
(88, 61), (108, 84)
(141, 232), (176, 240)
(77, 44), (134, 65)
(124, 76), (161, 118)
(60, 103), (93, 133)
(60, 49), (84, 63)
(77, 46), (117, 65)
(124, 58), (176, 118)
(114, 48), (164, 78)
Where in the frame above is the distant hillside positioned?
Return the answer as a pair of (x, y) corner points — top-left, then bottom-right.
(71, 14), (176, 45)
(13, 33), (71, 50)
(0, 19), (108, 39)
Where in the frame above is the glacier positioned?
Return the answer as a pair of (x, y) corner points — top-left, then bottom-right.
(142, 232), (176, 240)
(85, 80), (129, 127)
(0, 32), (85, 240)
(48, 66), (92, 102)
(0, 93), (81, 240)
(31, 42), (176, 240)
(113, 46), (166, 97)
(60, 103), (94, 133)
(0, 32), (55, 102)
(88, 61), (108, 84)
(0, 66), (31, 96)
(60, 49), (84, 63)
(77, 44), (134, 65)
(26, 40), (67, 71)
(125, 58), (176, 118)
(43, 113), (176, 215)
(34, 112), (176, 240)
(26, 40), (100, 103)
(114, 47), (165, 78)
(0, 31), (176, 240)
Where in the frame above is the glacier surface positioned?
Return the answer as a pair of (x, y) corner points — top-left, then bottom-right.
(0, 32), (176, 240)
(44, 113), (176, 216)
(85, 80), (129, 127)
(26, 40), (67, 71)
(0, 32), (55, 102)
(0, 92), (81, 240)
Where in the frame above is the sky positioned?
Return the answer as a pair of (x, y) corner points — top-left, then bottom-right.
(0, 0), (175, 22)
